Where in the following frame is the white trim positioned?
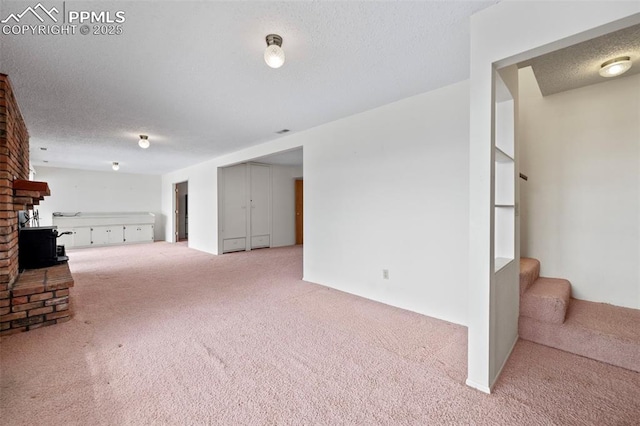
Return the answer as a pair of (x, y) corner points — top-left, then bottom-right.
(465, 379), (491, 394)
(170, 182), (177, 243)
(490, 335), (519, 391)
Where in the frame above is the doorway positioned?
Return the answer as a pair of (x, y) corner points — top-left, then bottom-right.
(175, 181), (188, 242)
(295, 179), (303, 245)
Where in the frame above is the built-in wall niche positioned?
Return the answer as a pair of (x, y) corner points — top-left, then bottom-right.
(494, 72), (516, 271)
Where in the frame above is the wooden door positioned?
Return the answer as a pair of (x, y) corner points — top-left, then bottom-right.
(295, 179), (303, 245)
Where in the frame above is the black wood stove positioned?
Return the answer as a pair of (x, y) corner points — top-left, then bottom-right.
(18, 227), (70, 270)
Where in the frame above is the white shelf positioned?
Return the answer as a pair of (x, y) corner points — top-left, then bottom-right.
(495, 99), (515, 158)
(495, 156), (515, 206)
(495, 257), (514, 272)
(493, 92), (515, 276)
(494, 206), (514, 261)
(495, 146), (514, 163)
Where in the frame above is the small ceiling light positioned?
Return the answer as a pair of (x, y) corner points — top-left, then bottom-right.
(599, 56), (632, 78)
(264, 34), (285, 69)
(112, 162), (120, 171)
(138, 134), (150, 149)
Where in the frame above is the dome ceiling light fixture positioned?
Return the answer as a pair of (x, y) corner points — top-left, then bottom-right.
(112, 161), (120, 171)
(138, 134), (150, 149)
(599, 56), (632, 78)
(264, 34), (285, 69)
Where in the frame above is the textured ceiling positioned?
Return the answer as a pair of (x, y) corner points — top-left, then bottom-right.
(0, 0), (495, 174)
(526, 24), (640, 96)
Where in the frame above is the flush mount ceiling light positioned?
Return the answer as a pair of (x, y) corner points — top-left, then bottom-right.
(138, 134), (150, 149)
(599, 56), (632, 78)
(112, 162), (120, 171)
(264, 34), (285, 69)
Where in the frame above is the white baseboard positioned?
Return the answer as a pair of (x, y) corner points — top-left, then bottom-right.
(466, 335), (520, 394)
(465, 378), (491, 394)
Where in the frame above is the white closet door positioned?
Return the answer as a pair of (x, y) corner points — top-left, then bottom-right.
(222, 164), (247, 241)
(250, 164), (271, 248)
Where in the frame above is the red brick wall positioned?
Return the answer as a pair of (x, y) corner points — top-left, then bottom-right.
(0, 74), (30, 288)
(0, 264), (74, 335)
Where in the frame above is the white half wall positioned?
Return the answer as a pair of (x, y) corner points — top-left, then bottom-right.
(33, 166), (164, 240)
(520, 70), (640, 309)
(161, 80), (471, 326)
(467, 0), (640, 393)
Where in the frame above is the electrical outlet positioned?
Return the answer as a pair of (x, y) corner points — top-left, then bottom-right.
(383, 269), (389, 280)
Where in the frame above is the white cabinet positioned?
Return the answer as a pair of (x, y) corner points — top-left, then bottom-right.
(223, 237), (246, 253)
(73, 227), (92, 247)
(57, 227), (92, 248)
(221, 164), (248, 252)
(92, 226), (124, 245)
(124, 224), (154, 243)
(221, 163), (271, 253)
(250, 164), (271, 249)
(251, 235), (270, 249)
(52, 212), (155, 249)
(56, 228), (74, 247)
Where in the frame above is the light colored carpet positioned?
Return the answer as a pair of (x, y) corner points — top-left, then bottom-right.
(1, 243), (639, 425)
(520, 277), (571, 324)
(520, 298), (640, 373)
(519, 258), (540, 295)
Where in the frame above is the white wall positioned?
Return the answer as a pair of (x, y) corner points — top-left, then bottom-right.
(162, 80), (471, 326)
(271, 165), (303, 248)
(303, 81), (470, 325)
(163, 162), (302, 252)
(162, 161), (218, 251)
(33, 166), (164, 240)
(467, 0), (640, 393)
(520, 69), (640, 309)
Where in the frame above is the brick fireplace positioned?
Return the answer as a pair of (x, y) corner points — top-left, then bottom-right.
(0, 73), (30, 287)
(0, 73), (74, 336)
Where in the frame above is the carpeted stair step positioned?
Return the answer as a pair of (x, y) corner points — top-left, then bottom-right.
(520, 299), (640, 373)
(519, 258), (540, 295)
(520, 277), (571, 324)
